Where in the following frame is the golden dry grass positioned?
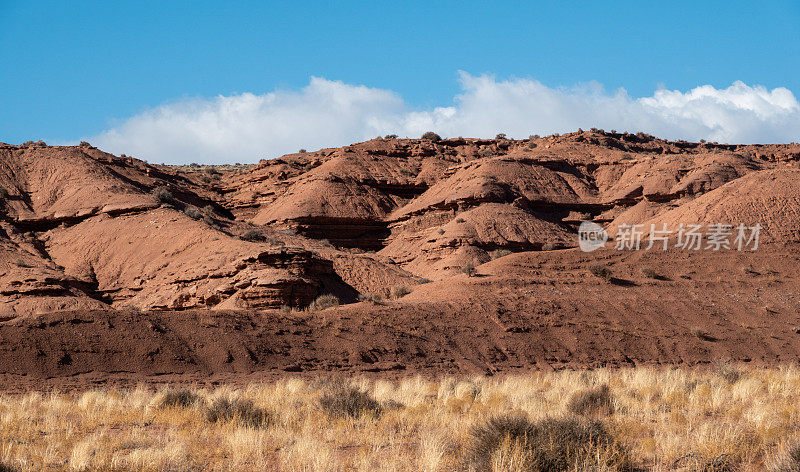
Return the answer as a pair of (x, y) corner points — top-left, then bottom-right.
(1, 366), (800, 471)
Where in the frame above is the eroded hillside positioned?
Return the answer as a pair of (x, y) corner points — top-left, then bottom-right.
(2, 131), (800, 384)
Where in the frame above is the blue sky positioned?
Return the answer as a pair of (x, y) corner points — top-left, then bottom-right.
(2, 1), (799, 163)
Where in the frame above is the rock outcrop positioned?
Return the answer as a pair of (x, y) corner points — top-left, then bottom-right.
(2, 131), (800, 316)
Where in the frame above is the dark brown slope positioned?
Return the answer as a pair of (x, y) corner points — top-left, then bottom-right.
(1, 243), (799, 391)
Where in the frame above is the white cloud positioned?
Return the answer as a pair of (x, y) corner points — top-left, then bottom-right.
(89, 73), (800, 164)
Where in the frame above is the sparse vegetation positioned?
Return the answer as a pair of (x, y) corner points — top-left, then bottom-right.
(319, 382), (383, 419)
(641, 267), (659, 279)
(298, 149), (307, 153)
(490, 249), (512, 260)
(79, 141), (91, 147)
(463, 414), (630, 472)
(541, 241), (558, 251)
(152, 186), (175, 204)
(240, 229), (265, 242)
(384, 134), (398, 139)
(14, 258), (34, 268)
(183, 205), (203, 220)
(309, 293), (339, 310)
(204, 397), (271, 428)
(21, 140), (46, 147)
(771, 442), (800, 472)
(495, 133), (507, 140)
(421, 131), (442, 142)
(461, 261), (476, 277)
(714, 360), (743, 385)
(358, 292), (385, 304)
(158, 389), (202, 409)
(691, 327), (716, 341)
(589, 264), (613, 281)
(0, 462), (18, 472)
(742, 265), (759, 276)
(566, 384), (615, 417)
(2, 368), (800, 470)
(390, 284), (411, 299)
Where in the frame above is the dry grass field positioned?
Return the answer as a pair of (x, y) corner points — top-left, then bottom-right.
(2, 366), (800, 471)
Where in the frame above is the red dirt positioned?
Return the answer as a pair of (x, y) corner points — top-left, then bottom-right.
(2, 132), (800, 389)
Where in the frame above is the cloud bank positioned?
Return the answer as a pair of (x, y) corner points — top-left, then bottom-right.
(90, 73), (800, 164)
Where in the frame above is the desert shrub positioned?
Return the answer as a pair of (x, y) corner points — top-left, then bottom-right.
(0, 462), (18, 472)
(358, 293), (385, 305)
(463, 414), (630, 472)
(541, 241), (557, 251)
(320, 383), (382, 419)
(15, 258), (34, 268)
(184, 205), (203, 220)
(495, 133), (507, 140)
(421, 131), (442, 142)
(152, 186), (175, 204)
(567, 384), (615, 416)
(159, 389), (202, 409)
(390, 284), (411, 299)
(279, 305), (292, 314)
(691, 327), (716, 342)
(298, 149), (307, 153)
(240, 229), (265, 242)
(437, 228), (445, 235)
(417, 278), (431, 284)
(202, 205), (216, 216)
(742, 265), (759, 276)
(490, 249), (512, 260)
(455, 217), (466, 223)
(713, 361), (743, 385)
(79, 141), (91, 147)
(529, 134), (540, 140)
(770, 442), (800, 472)
(461, 262), (476, 277)
(589, 264), (613, 281)
(384, 134), (398, 139)
(673, 452), (737, 472)
(640, 267), (659, 279)
(204, 398), (271, 428)
(479, 148), (495, 157)
(0, 187), (9, 199)
(309, 294), (339, 311)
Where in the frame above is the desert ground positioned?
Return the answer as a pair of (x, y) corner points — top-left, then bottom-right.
(2, 131), (800, 470)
